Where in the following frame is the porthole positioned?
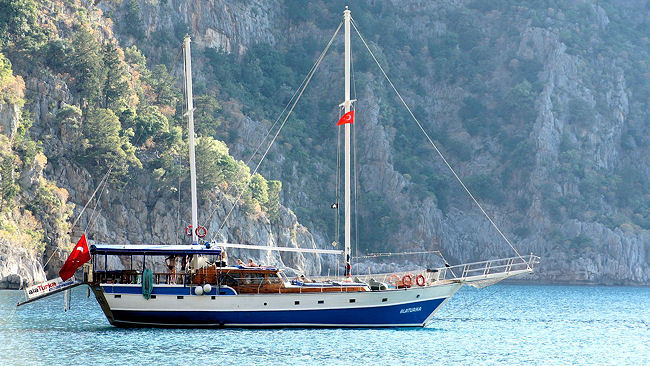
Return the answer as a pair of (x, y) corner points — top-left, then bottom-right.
(294, 300), (300, 305)
(177, 295), (184, 299)
(349, 299), (356, 303)
(114, 294), (121, 299)
(382, 298), (388, 302)
(318, 300), (324, 304)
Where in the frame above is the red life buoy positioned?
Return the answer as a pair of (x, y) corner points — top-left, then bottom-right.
(416, 274), (426, 287)
(195, 225), (207, 238)
(402, 274), (413, 287)
(185, 225), (193, 237)
(388, 274), (400, 287)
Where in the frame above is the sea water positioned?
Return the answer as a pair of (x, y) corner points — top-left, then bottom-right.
(0, 284), (647, 365)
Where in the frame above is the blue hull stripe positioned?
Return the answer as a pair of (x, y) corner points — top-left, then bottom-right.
(110, 298), (445, 327)
(102, 285), (236, 296)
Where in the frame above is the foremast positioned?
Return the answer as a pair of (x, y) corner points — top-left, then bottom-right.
(343, 7), (352, 277)
(183, 36), (199, 244)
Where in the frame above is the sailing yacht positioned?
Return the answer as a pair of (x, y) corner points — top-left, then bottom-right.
(18, 7), (539, 327)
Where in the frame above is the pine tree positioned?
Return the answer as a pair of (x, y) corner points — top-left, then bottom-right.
(102, 42), (130, 111)
(147, 64), (176, 106)
(70, 27), (105, 106)
(83, 108), (141, 180)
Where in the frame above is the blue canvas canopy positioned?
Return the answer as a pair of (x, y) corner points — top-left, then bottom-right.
(90, 244), (222, 256)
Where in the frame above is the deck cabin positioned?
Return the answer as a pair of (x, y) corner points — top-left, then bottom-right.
(89, 244), (369, 295)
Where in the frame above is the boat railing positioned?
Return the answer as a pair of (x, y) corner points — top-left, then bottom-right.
(93, 269), (280, 288)
(93, 270), (192, 286)
(332, 254), (540, 287)
(435, 254), (540, 283)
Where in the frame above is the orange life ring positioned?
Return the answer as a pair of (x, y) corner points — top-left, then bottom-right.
(388, 274), (400, 287)
(402, 274), (413, 287)
(185, 225), (193, 237)
(195, 225), (207, 238)
(416, 274), (426, 287)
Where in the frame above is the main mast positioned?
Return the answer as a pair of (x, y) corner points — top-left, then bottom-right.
(343, 7), (352, 277)
(183, 36), (199, 244)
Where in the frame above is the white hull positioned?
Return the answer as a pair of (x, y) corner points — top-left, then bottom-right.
(92, 282), (463, 327)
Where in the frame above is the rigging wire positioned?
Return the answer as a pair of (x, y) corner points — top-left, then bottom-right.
(85, 169), (110, 234)
(351, 50), (359, 260)
(351, 18), (528, 267)
(443, 285), (506, 320)
(353, 250), (445, 259)
(43, 165), (113, 269)
(152, 41), (185, 244)
(67, 165), (112, 237)
(181, 38), (202, 229)
(175, 153), (182, 245)
(202, 47), (322, 235)
(210, 21), (344, 238)
(171, 42), (185, 246)
(203, 23), (344, 241)
(335, 105), (342, 246)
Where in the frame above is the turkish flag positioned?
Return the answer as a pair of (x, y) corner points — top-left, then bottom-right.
(337, 110), (354, 126)
(59, 233), (91, 281)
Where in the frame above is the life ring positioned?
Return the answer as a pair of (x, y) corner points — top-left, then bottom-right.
(402, 274), (413, 287)
(388, 274), (400, 287)
(416, 274), (426, 287)
(185, 225), (193, 237)
(195, 226), (207, 238)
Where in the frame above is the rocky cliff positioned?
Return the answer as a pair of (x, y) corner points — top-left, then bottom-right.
(1, 0), (648, 287)
(98, 0), (648, 285)
(0, 0), (322, 288)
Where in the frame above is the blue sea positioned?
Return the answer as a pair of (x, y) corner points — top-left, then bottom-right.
(0, 284), (648, 365)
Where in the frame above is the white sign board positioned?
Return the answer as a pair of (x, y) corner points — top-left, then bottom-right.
(24, 277), (75, 300)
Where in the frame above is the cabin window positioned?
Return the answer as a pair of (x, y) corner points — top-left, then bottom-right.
(211, 296), (216, 300)
(349, 299), (356, 303)
(177, 296), (184, 299)
(264, 302), (268, 306)
(382, 298), (388, 302)
(318, 300), (324, 304)
(150, 295), (156, 299)
(267, 274), (282, 284)
(114, 294), (121, 299)
(294, 300), (300, 305)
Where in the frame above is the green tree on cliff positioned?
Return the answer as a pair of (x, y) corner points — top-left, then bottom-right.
(70, 27), (105, 106)
(102, 41), (130, 111)
(83, 108), (141, 180)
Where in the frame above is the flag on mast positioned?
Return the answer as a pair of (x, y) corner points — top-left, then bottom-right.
(337, 110), (354, 125)
(59, 233), (91, 281)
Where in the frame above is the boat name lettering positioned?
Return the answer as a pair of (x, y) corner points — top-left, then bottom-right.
(400, 306), (422, 314)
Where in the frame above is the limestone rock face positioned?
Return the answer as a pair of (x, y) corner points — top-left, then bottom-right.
(0, 103), (19, 141)
(0, 239), (46, 289)
(97, 0), (647, 285)
(100, 0), (282, 56)
(1, 0), (648, 287)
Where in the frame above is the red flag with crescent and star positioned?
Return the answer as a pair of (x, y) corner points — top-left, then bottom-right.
(337, 110), (354, 126)
(59, 233), (91, 281)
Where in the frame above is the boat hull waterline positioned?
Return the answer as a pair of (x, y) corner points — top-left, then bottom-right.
(92, 283), (462, 327)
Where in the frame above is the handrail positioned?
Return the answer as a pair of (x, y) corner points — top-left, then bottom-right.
(312, 255), (540, 286)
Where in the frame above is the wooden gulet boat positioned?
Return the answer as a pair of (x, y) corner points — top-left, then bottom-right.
(18, 7), (539, 327)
